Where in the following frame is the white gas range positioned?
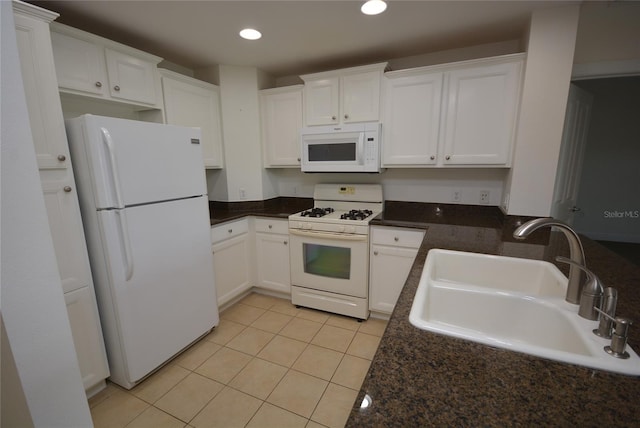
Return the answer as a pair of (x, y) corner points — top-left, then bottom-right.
(288, 184), (383, 320)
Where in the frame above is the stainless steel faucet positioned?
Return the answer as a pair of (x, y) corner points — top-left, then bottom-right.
(513, 218), (586, 304)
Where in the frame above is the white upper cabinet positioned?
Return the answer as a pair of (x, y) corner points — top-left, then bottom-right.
(382, 72), (443, 166)
(382, 54), (524, 168)
(301, 63), (387, 126)
(160, 69), (224, 169)
(104, 48), (159, 105)
(260, 85), (303, 167)
(442, 60), (522, 165)
(13, 5), (69, 169)
(50, 23), (162, 108)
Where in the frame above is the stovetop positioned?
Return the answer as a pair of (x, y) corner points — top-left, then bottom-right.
(288, 184), (383, 235)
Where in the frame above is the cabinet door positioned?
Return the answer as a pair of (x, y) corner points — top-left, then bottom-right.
(14, 12), (70, 170)
(162, 75), (224, 168)
(65, 286), (110, 391)
(105, 48), (158, 105)
(341, 70), (381, 123)
(261, 88), (303, 167)
(369, 245), (418, 314)
(41, 180), (93, 294)
(382, 73), (443, 166)
(51, 31), (107, 96)
(212, 234), (251, 306)
(442, 61), (521, 165)
(255, 233), (291, 293)
(304, 77), (339, 125)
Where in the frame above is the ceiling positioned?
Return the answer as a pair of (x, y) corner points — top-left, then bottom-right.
(32, 0), (580, 78)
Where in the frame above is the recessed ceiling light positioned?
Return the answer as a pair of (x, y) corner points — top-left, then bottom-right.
(361, 0), (387, 15)
(239, 28), (262, 40)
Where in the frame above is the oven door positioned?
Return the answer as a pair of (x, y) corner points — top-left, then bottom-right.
(289, 229), (368, 298)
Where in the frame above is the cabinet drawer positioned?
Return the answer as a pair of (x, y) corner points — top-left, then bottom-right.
(255, 217), (289, 235)
(211, 219), (249, 243)
(371, 226), (424, 248)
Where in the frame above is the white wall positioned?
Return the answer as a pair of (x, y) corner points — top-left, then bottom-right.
(269, 168), (507, 206)
(1, 3), (92, 425)
(203, 65), (278, 201)
(504, 5), (580, 216)
(572, 77), (640, 243)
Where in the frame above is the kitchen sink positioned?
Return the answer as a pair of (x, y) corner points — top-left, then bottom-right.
(409, 249), (640, 376)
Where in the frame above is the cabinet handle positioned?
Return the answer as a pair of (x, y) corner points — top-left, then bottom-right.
(331, 115), (337, 121)
(344, 114), (349, 120)
(228, 229), (233, 233)
(268, 224), (273, 229)
(284, 241), (288, 245)
(373, 251), (378, 256)
(95, 81), (102, 88)
(297, 158), (301, 162)
(445, 155), (451, 161)
(63, 186), (72, 193)
(394, 237), (399, 242)
(114, 85), (121, 92)
(430, 155), (435, 161)
(57, 154), (66, 161)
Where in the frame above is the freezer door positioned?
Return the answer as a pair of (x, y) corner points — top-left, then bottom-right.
(98, 196), (218, 384)
(68, 114), (207, 209)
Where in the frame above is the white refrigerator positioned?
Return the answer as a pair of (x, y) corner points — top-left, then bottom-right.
(66, 114), (218, 389)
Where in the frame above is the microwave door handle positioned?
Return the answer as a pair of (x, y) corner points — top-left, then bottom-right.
(358, 133), (365, 164)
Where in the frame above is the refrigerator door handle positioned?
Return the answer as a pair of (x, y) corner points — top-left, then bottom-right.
(100, 127), (125, 209)
(115, 210), (135, 281)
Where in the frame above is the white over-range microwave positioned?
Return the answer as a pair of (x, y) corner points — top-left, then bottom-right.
(300, 122), (381, 173)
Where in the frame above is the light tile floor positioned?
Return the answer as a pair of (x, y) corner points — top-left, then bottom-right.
(89, 292), (388, 428)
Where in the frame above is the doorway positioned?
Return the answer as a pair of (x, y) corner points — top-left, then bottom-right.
(561, 76), (640, 265)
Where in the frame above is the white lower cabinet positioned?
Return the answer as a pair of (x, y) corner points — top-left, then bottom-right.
(211, 219), (251, 306)
(369, 226), (425, 314)
(255, 219), (290, 294)
(64, 286), (110, 392)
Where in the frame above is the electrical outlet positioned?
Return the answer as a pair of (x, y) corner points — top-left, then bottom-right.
(479, 190), (490, 204)
(452, 189), (462, 202)
(293, 186), (298, 196)
(239, 188), (246, 199)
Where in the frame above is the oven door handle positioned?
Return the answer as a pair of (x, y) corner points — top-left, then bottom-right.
(289, 229), (368, 242)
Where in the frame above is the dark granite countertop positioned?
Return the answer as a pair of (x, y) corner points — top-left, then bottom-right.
(348, 212), (640, 427)
(209, 197), (313, 225)
(208, 198), (640, 425)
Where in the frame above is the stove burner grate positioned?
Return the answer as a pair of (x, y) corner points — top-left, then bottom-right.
(300, 207), (334, 218)
(340, 209), (373, 221)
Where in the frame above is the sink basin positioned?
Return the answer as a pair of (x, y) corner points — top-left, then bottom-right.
(409, 249), (640, 376)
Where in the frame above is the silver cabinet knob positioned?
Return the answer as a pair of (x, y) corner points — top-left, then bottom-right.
(394, 237), (399, 242)
(63, 186), (72, 193)
(331, 115), (337, 121)
(297, 158), (301, 162)
(57, 154), (66, 161)
(373, 251), (379, 256)
(114, 85), (121, 91)
(445, 155), (451, 161)
(344, 114), (349, 120)
(430, 155), (435, 161)
(284, 241), (288, 245)
(228, 229), (233, 233)
(95, 81), (102, 88)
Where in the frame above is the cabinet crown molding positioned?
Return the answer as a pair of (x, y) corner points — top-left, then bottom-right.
(385, 52), (525, 78)
(300, 62), (388, 82)
(13, 0), (59, 22)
